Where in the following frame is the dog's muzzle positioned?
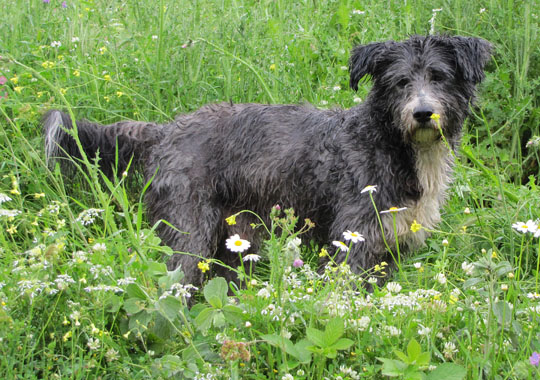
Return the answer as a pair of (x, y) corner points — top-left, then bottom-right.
(410, 105), (441, 144)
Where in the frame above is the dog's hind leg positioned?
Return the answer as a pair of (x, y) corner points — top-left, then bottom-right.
(145, 181), (225, 286)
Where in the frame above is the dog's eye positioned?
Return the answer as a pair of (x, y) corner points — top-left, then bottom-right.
(430, 71), (446, 82)
(396, 79), (410, 88)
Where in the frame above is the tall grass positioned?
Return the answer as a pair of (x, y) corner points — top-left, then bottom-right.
(0, 0), (539, 379)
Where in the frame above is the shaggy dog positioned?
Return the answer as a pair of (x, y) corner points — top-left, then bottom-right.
(44, 35), (491, 286)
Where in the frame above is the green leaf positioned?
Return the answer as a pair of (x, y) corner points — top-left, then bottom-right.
(492, 301), (513, 326)
(105, 295), (122, 313)
(407, 338), (422, 362)
(203, 277), (228, 309)
(306, 327), (326, 348)
(417, 351), (431, 366)
(157, 296), (183, 320)
(462, 277), (483, 289)
(126, 283), (148, 300)
(394, 349), (409, 363)
(124, 298), (145, 314)
(426, 363), (466, 380)
(158, 265), (185, 290)
(331, 338), (354, 351)
(194, 307), (215, 332)
(145, 261), (168, 277)
(213, 311), (226, 328)
(377, 357), (408, 377)
(323, 318), (344, 346)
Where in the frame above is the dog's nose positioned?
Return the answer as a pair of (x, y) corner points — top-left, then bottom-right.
(413, 106), (434, 123)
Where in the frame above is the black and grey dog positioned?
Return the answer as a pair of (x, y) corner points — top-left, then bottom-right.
(44, 35), (491, 286)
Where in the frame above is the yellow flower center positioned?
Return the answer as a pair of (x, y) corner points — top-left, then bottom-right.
(234, 241), (242, 246)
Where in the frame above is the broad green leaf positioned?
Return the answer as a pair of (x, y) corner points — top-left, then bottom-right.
(213, 310), (226, 328)
(126, 283), (148, 300)
(331, 338), (354, 351)
(394, 349), (409, 363)
(462, 277), (483, 289)
(492, 301), (513, 326)
(145, 261), (167, 277)
(323, 318), (344, 346)
(306, 327), (326, 348)
(105, 295), (122, 313)
(377, 357), (408, 377)
(203, 277), (228, 309)
(194, 307), (215, 332)
(157, 296), (183, 320)
(158, 265), (185, 289)
(426, 363), (466, 380)
(417, 351), (431, 366)
(124, 298), (145, 314)
(407, 339), (422, 362)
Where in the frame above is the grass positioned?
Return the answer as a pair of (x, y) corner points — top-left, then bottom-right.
(0, 0), (539, 379)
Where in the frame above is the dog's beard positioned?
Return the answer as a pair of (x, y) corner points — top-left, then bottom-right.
(411, 125), (441, 144)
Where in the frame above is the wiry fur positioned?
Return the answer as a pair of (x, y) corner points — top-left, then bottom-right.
(43, 35), (491, 286)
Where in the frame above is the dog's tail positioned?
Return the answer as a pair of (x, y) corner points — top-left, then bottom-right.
(43, 110), (162, 177)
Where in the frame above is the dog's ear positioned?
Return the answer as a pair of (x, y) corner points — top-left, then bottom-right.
(349, 42), (390, 91)
(448, 36), (492, 84)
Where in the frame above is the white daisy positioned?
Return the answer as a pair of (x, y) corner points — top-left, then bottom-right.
(512, 221), (529, 233)
(343, 230), (365, 243)
(243, 254), (261, 262)
(380, 206), (407, 214)
(361, 185), (377, 194)
(226, 234), (251, 253)
(332, 240), (349, 252)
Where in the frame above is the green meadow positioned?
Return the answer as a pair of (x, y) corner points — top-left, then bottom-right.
(0, 0), (539, 378)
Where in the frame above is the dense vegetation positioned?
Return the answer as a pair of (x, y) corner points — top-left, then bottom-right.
(0, 0), (539, 378)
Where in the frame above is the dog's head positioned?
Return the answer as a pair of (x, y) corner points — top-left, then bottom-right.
(349, 35), (492, 146)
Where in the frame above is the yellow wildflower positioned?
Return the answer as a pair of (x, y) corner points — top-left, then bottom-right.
(73, 69), (80, 77)
(99, 46), (107, 55)
(60, 88), (67, 95)
(225, 214), (237, 225)
(430, 113), (441, 121)
(116, 91), (124, 97)
(198, 260), (210, 273)
(103, 74), (111, 81)
(319, 248), (328, 257)
(7, 225), (17, 234)
(410, 220), (422, 233)
(10, 75), (18, 84)
(34, 193), (45, 199)
(269, 63), (276, 71)
(14, 86), (23, 93)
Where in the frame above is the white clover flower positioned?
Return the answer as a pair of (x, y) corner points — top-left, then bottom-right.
(367, 277), (378, 285)
(257, 288), (271, 299)
(87, 338), (100, 350)
(384, 325), (401, 337)
(443, 341), (458, 359)
(225, 234), (251, 253)
(435, 272), (447, 285)
(353, 97), (362, 103)
(0, 209), (21, 218)
(386, 282), (402, 293)
(332, 240), (349, 252)
(0, 193), (12, 204)
(352, 9), (366, 15)
(343, 230), (365, 243)
(333, 85), (341, 91)
(51, 41), (62, 48)
(151, 35), (158, 40)
(92, 243), (106, 252)
(117, 277), (137, 286)
(462, 261), (475, 276)
(414, 262), (422, 269)
(281, 374), (294, 380)
(418, 326), (431, 336)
